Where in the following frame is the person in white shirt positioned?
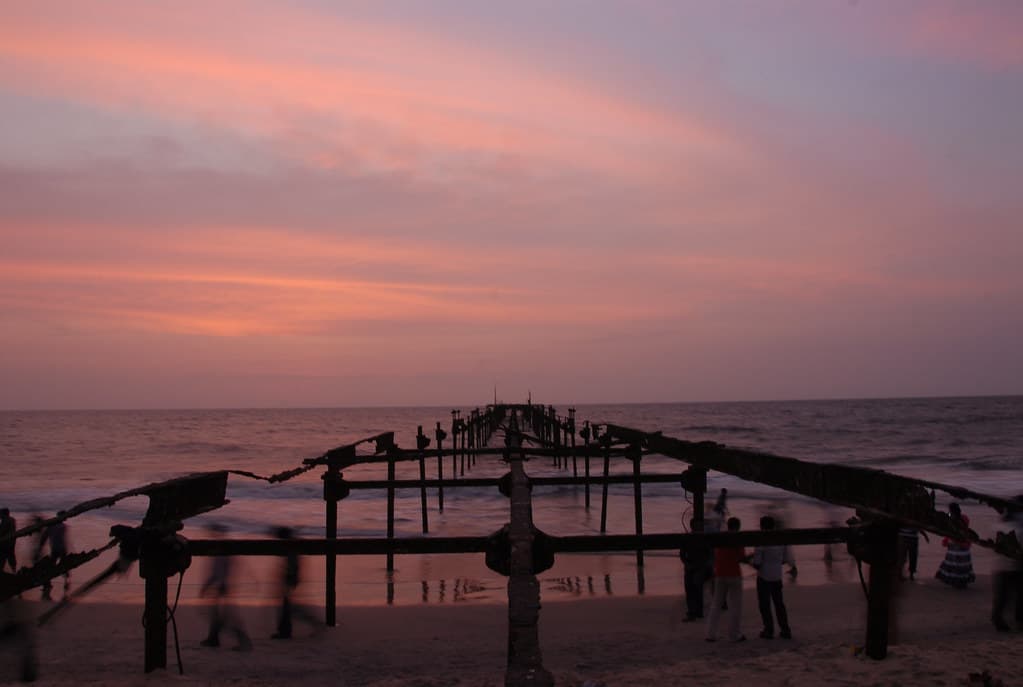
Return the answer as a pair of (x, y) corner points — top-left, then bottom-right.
(751, 515), (797, 639)
(992, 496), (1023, 632)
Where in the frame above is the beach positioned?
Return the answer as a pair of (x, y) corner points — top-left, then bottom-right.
(5, 572), (1020, 686)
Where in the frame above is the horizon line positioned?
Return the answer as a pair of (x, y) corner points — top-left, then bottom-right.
(2, 392), (1020, 413)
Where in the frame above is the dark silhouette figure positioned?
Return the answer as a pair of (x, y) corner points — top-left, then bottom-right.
(992, 496), (1023, 632)
(270, 527), (319, 639)
(897, 526), (929, 581)
(935, 503), (975, 588)
(39, 515), (71, 600)
(751, 515), (796, 639)
(0, 509), (17, 573)
(199, 525), (251, 651)
(705, 516), (746, 643)
(0, 596), (37, 683)
(680, 517), (712, 621)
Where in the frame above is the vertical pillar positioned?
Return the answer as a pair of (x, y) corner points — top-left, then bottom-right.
(569, 409), (577, 478)
(631, 444), (644, 567)
(435, 422), (445, 512)
(386, 456), (396, 572)
(323, 464), (341, 627)
(600, 439), (611, 533)
(865, 519), (899, 659)
(505, 412), (553, 687)
(583, 422), (591, 509)
(417, 425), (430, 534)
(142, 559), (168, 672)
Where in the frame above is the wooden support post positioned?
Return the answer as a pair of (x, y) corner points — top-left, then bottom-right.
(583, 423), (591, 509)
(418, 427), (429, 534)
(865, 520), (899, 660)
(692, 468), (707, 525)
(505, 416), (553, 687)
(143, 570), (167, 672)
(631, 445), (644, 567)
(324, 465), (340, 627)
(435, 422), (445, 512)
(451, 412), (458, 480)
(386, 456), (396, 572)
(600, 441), (611, 533)
(460, 423), (466, 476)
(569, 409), (577, 478)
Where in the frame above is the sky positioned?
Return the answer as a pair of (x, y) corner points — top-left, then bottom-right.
(1, 1), (1021, 409)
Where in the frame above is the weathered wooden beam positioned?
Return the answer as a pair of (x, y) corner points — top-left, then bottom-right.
(188, 536), (491, 556)
(605, 425), (990, 545)
(343, 473), (682, 490)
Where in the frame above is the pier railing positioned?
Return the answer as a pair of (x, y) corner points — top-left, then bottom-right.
(2, 401), (1022, 684)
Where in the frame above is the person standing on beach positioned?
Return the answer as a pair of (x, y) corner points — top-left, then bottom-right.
(705, 516), (746, 643)
(935, 503), (975, 588)
(897, 526), (929, 581)
(0, 509), (17, 573)
(39, 515), (71, 600)
(751, 515), (796, 639)
(680, 517), (712, 622)
(199, 524), (251, 651)
(991, 496), (1023, 632)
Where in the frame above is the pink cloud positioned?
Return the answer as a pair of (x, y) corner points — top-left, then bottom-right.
(908, 5), (1023, 69)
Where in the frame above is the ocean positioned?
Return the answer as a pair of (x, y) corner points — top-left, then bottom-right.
(2, 396), (1021, 606)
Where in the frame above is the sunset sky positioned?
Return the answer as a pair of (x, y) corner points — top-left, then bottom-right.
(2, 1), (1021, 409)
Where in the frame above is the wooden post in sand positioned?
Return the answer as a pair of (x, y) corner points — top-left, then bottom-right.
(865, 519), (899, 659)
(504, 417), (554, 687)
(142, 567), (168, 672)
(323, 462), (342, 627)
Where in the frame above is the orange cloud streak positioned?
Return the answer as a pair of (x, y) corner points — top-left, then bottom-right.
(0, 2), (743, 179)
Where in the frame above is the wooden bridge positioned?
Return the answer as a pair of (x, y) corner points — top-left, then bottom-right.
(2, 401), (1022, 685)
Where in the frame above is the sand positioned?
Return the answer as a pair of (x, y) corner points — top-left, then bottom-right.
(3, 571), (1020, 687)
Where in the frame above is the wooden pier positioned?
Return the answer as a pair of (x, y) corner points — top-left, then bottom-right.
(3, 401), (1022, 684)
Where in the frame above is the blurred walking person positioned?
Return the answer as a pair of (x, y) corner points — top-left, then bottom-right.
(680, 518), (712, 622)
(39, 515), (71, 600)
(270, 527), (319, 639)
(992, 496), (1023, 632)
(199, 524), (251, 651)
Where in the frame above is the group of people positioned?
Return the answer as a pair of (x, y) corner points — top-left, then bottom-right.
(199, 524), (319, 651)
(680, 494), (1023, 641)
(682, 511), (797, 643)
(0, 509), (72, 599)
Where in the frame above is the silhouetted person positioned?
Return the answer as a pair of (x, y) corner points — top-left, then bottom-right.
(706, 489), (728, 533)
(270, 526), (319, 639)
(0, 509), (16, 573)
(199, 524), (251, 651)
(935, 503), (975, 588)
(705, 516), (746, 643)
(992, 496), (1023, 632)
(39, 515), (70, 600)
(751, 515), (796, 639)
(680, 517), (712, 621)
(0, 596), (37, 682)
(897, 526), (929, 581)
